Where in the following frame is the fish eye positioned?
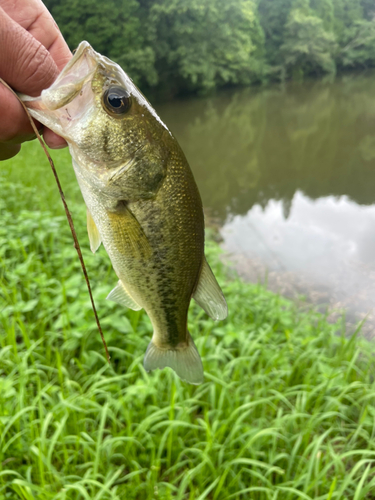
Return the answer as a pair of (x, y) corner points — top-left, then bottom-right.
(102, 86), (131, 117)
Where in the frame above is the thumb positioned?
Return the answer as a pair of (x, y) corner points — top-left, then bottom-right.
(0, 6), (58, 96)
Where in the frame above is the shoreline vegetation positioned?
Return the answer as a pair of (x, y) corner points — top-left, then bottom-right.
(44, 0), (375, 100)
(1, 145), (375, 497)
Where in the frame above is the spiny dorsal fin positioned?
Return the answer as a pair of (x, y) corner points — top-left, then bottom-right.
(87, 208), (102, 253)
(106, 280), (142, 311)
(193, 257), (228, 321)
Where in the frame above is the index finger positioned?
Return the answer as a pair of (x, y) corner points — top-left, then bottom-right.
(0, 6), (68, 148)
(0, 0), (72, 71)
(1, 0), (71, 149)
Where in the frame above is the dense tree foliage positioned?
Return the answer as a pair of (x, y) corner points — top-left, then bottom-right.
(44, 0), (375, 96)
(281, 2), (337, 77)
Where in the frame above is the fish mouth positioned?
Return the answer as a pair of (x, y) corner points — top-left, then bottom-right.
(19, 41), (100, 138)
(40, 41), (98, 110)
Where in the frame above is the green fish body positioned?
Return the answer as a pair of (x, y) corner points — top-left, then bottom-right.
(21, 42), (227, 384)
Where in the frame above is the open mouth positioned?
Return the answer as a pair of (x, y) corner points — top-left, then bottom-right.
(19, 42), (99, 139)
(22, 42), (98, 112)
(41, 42), (98, 111)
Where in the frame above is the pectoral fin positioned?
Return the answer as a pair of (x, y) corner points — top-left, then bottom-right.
(106, 204), (152, 260)
(193, 258), (228, 321)
(87, 209), (102, 253)
(106, 280), (142, 311)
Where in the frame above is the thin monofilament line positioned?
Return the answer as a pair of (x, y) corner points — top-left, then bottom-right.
(0, 78), (110, 364)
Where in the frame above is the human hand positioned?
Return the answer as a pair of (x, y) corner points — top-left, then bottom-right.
(0, 0), (72, 160)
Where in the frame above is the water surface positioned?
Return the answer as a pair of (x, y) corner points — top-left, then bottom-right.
(157, 74), (375, 334)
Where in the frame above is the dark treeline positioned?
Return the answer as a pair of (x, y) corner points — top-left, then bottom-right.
(45, 0), (375, 98)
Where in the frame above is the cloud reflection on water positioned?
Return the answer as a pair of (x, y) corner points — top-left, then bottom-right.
(222, 192), (375, 334)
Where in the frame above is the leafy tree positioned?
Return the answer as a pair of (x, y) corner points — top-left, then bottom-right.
(310, 0), (335, 31)
(148, 0), (266, 94)
(332, 0), (364, 43)
(281, 4), (337, 76)
(258, 0), (294, 66)
(361, 0), (375, 21)
(43, 0), (375, 96)
(340, 19), (375, 68)
(44, 0), (157, 88)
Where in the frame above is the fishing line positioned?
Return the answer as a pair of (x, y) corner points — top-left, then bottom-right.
(0, 78), (110, 364)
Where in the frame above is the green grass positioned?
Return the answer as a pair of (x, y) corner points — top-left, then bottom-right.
(1, 142), (375, 499)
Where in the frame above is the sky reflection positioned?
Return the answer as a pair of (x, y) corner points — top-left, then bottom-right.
(222, 192), (375, 334)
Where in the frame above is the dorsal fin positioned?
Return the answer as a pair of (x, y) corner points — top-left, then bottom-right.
(106, 280), (142, 311)
(193, 257), (228, 320)
(86, 208), (102, 253)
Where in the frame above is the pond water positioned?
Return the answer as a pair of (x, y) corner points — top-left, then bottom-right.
(157, 74), (375, 335)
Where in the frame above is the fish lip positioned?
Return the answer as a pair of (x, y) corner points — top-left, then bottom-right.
(51, 41), (98, 85)
(63, 41), (94, 74)
(41, 42), (98, 110)
(20, 41), (99, 114)
(17, 42), (101, 141)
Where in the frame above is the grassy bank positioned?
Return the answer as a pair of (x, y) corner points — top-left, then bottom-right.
(1, 144), (375, 499)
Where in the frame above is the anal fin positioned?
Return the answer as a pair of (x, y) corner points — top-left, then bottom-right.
(87, 208), (102, 253)
(106, 280), (142, 311)
(193, 257), (228, 321)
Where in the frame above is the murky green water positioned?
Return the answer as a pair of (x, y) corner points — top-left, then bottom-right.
(158, 74), (375, 219)
(157, 74), (375, 332)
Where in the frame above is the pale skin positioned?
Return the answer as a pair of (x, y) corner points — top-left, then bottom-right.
(0, 0), (71, 160)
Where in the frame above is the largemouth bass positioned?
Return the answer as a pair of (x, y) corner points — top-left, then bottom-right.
(21, 41), (227, 385)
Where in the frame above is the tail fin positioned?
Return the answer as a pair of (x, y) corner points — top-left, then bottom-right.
(143, 332), (204, 385)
